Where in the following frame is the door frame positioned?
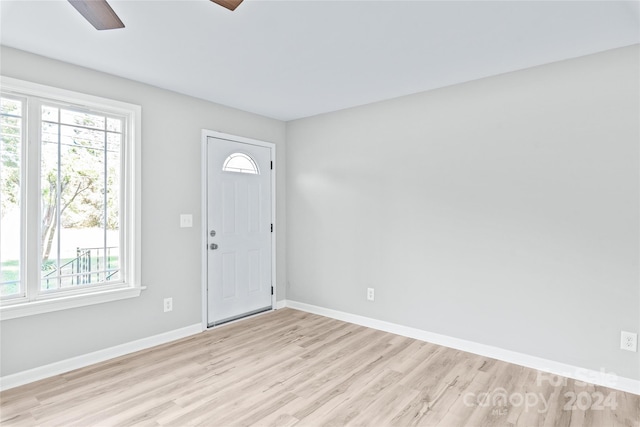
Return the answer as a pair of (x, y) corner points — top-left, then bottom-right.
(200, 129), (276, 330)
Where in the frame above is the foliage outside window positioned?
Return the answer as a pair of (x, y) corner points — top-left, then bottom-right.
(0, 77), (141, 319)
(0, 96), (23, 298)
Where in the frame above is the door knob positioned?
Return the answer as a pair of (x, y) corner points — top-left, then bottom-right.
(210, 243), (218, 250)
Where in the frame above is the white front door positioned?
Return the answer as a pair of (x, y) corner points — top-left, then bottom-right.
(206, 136), (273, 326)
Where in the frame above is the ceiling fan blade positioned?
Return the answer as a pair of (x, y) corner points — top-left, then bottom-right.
(68, 0), (125, 30)
(210, 0), (244, 12)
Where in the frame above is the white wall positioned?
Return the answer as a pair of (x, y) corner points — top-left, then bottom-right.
(286, 45), (640, 381)
(0, 46), (287, 376)
(2, 43), (638, 384)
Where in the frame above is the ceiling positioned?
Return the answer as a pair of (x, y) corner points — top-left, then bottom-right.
(1, 1), (639, 121)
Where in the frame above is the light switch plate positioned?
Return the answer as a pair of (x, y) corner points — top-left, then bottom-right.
(180, 214), (193, 228)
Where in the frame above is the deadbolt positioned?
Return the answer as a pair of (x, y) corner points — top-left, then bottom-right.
(210, 230), (216, 237)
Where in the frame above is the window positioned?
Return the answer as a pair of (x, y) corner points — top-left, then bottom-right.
(0, 96), (23, 299)
(0, 77), (141, 319)
(222, 153), (259, 174)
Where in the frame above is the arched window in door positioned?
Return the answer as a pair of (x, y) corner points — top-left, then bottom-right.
(222, 152), (259, 174)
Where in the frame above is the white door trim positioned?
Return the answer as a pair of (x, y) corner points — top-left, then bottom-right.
(201, 130), (276, 330)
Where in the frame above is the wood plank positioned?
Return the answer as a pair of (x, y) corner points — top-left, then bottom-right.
(1, 308), (637, 427)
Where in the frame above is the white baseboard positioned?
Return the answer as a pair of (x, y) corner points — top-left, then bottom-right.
(284, 300), (640, 396)
(4, 303), (638, 396)
(0, 323), (203, 391)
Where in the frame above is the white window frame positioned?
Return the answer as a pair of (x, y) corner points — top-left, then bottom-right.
(0, 76), (142, 320)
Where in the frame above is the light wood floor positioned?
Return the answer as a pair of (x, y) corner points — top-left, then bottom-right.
(1, 308), (638, 426)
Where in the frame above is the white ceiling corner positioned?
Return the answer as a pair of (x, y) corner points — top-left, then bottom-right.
(1, 0), (638, 121)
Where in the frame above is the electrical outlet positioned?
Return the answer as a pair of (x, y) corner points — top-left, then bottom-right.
(621, 331), (637, 352)
(180, 214), (193, 228)
(164, 297), (173, 313)
(367, 287), (375, 301)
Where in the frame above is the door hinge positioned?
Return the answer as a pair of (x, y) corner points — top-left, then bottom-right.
(270, 161), (273, 170)
(271, 223), (273, 232)
(271, 286), (274, 295)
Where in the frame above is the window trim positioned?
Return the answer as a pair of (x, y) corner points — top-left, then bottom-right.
(0, 76), (143, 320)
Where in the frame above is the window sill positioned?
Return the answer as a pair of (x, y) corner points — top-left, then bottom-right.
(0, 286), (145, 321)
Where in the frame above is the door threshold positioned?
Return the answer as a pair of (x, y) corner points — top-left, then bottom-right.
(207, 306), (272, 329)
